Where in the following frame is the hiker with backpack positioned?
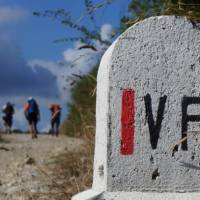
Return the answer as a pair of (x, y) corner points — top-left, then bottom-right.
(24, 97), (40, 139)
(49, 104), (61, 137)
(2, 102), (15, 134)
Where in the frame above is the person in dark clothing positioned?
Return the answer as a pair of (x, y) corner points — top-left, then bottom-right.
(2, 102), (15, 134)
(24, 97), (40, 139)
(50, 104), (61, 137)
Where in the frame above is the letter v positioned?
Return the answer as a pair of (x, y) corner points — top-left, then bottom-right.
(144, 94), (167, 149)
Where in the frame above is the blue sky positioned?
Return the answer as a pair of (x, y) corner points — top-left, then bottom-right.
(0, 0), (130, 132)
(3, 0), (129, 60)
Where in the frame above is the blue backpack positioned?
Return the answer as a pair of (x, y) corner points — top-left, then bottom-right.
(28, 99), (38, 114)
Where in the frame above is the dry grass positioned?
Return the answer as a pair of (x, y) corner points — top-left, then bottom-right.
(50, 138), (94, 200)
(46, 133), (94, 200)
(23, 132), (95, 200)
(22, 134), (94, 200)
(22, 68), (97, 199)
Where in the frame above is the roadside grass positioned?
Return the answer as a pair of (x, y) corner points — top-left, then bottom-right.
(24, 67), (97, 199)
(23, 133), (94, 200)
(56, 67), (97, 199)
(48, 132), (94, 200)
(0, 67), (97, 199)
(60, 67), (97, 137)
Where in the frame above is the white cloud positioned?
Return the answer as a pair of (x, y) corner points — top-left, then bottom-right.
(0, 6), (28, 24)
(29, 24), (114, 102)
(63, 41), (98, 68)
(0, 36), (58, 98)
(14, 107), (26, 130)
(100, 24), (113, 41)
(0, 23), (114, 131)
(29, 41), (100, 101)
(29, 42), (100, 102)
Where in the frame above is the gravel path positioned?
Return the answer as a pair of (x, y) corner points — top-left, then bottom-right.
(0, 134), (83, 200)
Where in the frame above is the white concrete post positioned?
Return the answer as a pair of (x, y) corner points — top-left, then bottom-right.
(72, 16), (200, 200)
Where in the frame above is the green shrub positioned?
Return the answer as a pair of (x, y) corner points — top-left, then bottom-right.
(61, 67), (97, 137)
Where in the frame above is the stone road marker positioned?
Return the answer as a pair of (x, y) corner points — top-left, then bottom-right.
(72, 16), (200, 200)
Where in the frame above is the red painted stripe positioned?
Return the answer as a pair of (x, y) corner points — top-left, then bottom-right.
(121, 89), (135, 155)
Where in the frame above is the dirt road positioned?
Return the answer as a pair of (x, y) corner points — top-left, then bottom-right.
(0, 133), (83, 200)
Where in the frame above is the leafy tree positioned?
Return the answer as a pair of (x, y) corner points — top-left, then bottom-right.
(121, 0), (200, 31)
(164, 0), (200, 21)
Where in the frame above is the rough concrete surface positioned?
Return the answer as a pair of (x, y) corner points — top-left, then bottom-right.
(100, 191), (200, 200)
(72, 16), (200, 200)
(108, 16), (200, 192)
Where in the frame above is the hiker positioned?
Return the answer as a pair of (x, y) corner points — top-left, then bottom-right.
(49, 104), (61, 137)
(24, 97), (40, 139)
(2, 102), (15, 134)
